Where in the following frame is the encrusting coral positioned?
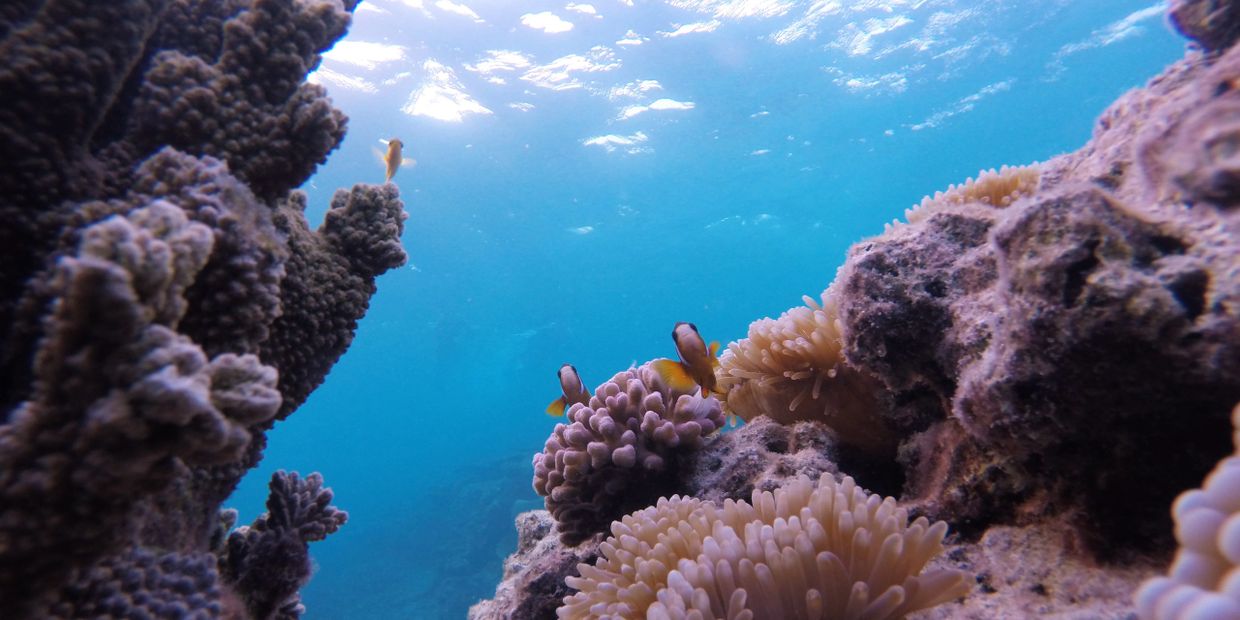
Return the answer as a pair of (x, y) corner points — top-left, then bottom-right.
(0, 0), (402, 615)
(1135, 403), (1240, 619)
(559, 473), (970, 619)
(533, 362), (727, 545)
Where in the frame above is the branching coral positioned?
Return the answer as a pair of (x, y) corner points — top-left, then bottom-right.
(0, 0), (402, 615)
(718, 289), (892, 456)
(560, 473), (970, 619)
(261, 183), (408, 418)
(1136, 403), (1240, 619)
(533, 363), (726, 545)
(220, 470), (348, 620)
(0, 202), (281, 607)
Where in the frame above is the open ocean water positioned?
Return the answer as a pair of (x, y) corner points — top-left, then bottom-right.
(227, 1), (1187, 617)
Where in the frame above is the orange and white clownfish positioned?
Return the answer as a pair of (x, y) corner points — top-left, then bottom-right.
(652, 322), (725, 398)
(546, 363), (591, 417)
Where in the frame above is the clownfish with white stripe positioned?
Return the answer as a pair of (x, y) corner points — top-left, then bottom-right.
(652, 322), (725, 398)
(546, 363), (591, 417)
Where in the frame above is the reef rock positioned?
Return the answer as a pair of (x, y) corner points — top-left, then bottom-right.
(837, 31), (1240, 560)
(468, 510), (600, 620)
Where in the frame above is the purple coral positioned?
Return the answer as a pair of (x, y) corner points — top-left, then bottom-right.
(129, 0), (352, 200)
(532, 363), (725, 545)
(220, 471), (347, 620)
(0, 0), (403, 615)
(261, 183), (408, 418)
(0, 203), (281, 608)
(49, 549), (223, 619)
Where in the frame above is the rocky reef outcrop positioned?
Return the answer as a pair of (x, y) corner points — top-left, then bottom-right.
(0, 1), (405, 617)
(475, 4), (1240, 618)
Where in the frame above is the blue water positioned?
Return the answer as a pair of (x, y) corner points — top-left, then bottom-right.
(229, 1), (1186, 617)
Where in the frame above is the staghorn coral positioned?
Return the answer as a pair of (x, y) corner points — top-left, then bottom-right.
(560, 473), (970, 619)
(220, 470), (348, 620)
(718, 289), (893, 457)
(533, 362), (726, 545)
(1135, 403), (1240, 619)
(0, 0), (404, 615)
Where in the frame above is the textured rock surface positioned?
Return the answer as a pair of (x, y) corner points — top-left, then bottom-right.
(468, 510), (600, 620)
(915, 523), (1158, 620)
(836, 38), (1240, 558)
(1169, 0), (1240, 52)
(0, 0), (401, 616)
(679, 415), (841, 503)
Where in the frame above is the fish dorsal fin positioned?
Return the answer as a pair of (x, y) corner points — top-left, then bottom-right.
(546, 397), (567, 417)
(652, 358), (698, 394)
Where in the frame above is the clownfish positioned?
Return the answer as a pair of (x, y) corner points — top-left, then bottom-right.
(376, 138), (416, 183)
(652, 322), (725, 398)
(546, 363), (591, 417)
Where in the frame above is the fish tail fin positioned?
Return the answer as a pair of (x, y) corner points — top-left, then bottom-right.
(709, 341), (722, 368)
(652, 358), (698, 394)
(546, 397), (567, 417)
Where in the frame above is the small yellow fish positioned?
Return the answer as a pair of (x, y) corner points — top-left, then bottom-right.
(546, 363), (592, 417)
(651, 322), (724, 398)
(377, 138), (416, 183)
